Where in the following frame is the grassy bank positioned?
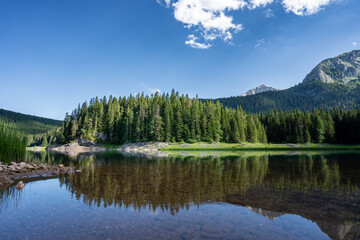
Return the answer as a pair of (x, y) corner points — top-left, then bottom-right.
(159, 142), (360, 151)
(26, 146), (47, 152)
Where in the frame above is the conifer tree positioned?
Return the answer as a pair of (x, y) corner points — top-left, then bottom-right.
(313, 115), (325, 143)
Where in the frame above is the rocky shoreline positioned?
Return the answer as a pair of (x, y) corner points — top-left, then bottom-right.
(45, 142), (171, 156)
(46, 142), (108, 156)
(0, 161), (80, 190)
(118, 142), (170, 153)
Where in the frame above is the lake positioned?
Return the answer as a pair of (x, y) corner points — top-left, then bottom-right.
(1, 151), (359, 240)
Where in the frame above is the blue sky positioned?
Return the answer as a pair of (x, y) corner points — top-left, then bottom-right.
(0, 0), (359, 120)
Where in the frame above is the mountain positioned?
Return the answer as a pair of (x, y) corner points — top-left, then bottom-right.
(241, 84), (279, 96)
(213, 50), (360, 113)
(227, 186), (360, 240)
(0, 109), (62, 135)
(303, 50), (360, 84)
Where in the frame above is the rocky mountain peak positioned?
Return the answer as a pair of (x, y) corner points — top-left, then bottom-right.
(241, 84), (279, 97)
(303, 50), (360, 84)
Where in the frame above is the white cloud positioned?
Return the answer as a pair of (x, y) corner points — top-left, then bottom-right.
(263, 8), (275, 18)
(172, 0), (246, 48)
(185, 34), (212, 49)
(248, 0), (274, 9)
(353, 42), (357, 46)
(158, 0), (339, 48)
(282, 0), (334, 16)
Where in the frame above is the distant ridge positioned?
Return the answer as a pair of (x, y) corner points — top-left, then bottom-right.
(0, 108), (61, 135)
(241, 84), (279, 96)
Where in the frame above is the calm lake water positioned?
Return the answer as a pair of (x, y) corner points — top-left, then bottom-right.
(1, 151), (360, 240)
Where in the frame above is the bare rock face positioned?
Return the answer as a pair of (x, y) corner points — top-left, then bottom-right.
(241, 84), (280, 96)
(303, 50), (360, 84)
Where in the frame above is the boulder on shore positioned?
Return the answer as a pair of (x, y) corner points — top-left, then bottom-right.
(46, 142), (107, 156)
(0, 176), (13, 186)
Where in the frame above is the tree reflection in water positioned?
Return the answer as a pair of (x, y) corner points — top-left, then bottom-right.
(1, 152), (359, 239)
(52, 152), (358, 214)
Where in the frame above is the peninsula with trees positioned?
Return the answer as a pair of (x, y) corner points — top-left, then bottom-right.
(1, 50), (360, 160)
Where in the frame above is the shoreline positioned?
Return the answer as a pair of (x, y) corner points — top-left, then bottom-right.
(158, 142), (360, 151)
(32, 142), (360, 156)
(159, 146), (360, 151)
(39, 142), (360, 153)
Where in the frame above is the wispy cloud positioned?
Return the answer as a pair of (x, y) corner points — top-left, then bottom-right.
(156, 0), (171, 7)
(255, 38), (266, 49)
(158, 0), (340, 49)
(263, 8), (275, 18)
(353, 42), (357, 46)
(185, 35), (212, 49)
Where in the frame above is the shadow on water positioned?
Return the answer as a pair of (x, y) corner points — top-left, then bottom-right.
(1, 151), (360, 239)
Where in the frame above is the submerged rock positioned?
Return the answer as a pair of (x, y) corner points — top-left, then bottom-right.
(16, 181), (25, 190)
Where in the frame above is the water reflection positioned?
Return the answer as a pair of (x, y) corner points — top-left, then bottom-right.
(1, 152), (360, 240)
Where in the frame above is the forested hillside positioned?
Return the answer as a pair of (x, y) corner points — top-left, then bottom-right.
(215, 81), (360, 113)
(0, 109), (61, 135)
(213, 50), (360, 113)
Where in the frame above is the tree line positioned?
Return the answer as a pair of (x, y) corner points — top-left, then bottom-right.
(260, 107), (360, 144)
(55, 90), (267, 145)
(39, 90), (360, 146)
